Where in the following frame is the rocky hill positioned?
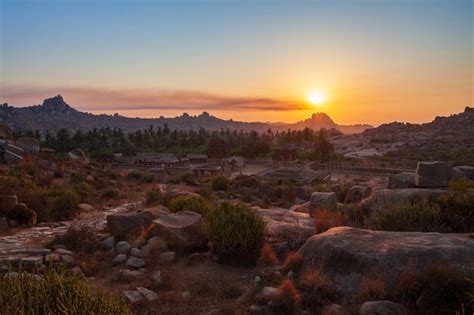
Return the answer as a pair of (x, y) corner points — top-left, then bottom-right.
(0, 95), (371, 134)
(332, 106), (474, 166)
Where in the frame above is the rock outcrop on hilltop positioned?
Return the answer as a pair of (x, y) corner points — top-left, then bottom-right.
(332, 107), (474, 165)
(0, 95), (371, 134)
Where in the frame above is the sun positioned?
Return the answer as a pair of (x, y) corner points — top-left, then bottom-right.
(308, 91), (326, 106)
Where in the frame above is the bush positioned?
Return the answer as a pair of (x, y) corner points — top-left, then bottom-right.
(101, 189), (121, 200)
(273, 280), (301, 314)
(437, 192), (474, 233)
(299, 270), (338, 312)
(314, 209), (347, 234)
(212, 176), (229, 191)
(370, 202), (441, 232)
(257, 243), (279, 267)
(52, 225), (100, 253)
(145, 188), (162, 206)
(44, 188), (80, 220)
(73, 182), (93, 198)
(206, 202), (265, 264)
(416, 264), (474, 314)
(282, 251), (302, 273)
(127, 170), (155, 183)
(355, 274), (386, 303)
(0, 267), (131, 314)
(168, 195), (212, 216)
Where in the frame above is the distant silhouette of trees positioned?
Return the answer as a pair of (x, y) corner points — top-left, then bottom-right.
(17, 126), (334, 160)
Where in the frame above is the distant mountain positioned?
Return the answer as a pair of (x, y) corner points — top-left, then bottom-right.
(0, 95), (372, 134)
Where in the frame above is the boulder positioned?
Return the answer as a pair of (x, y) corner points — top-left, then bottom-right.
(112, 254), (127, 265)
(360, 301), (407, 315)
(149, 211), (206, 252)
(344, 185), (371, 204)
(415, 161), (454, 187)
(299, 227), (474, 297)
(77, 203), (95, 212)
(310, 192), (337, 211)
(68, 148), (88, 162)
(453, 166), (474, 180)
(387, 172), (415, 189)
(122, 290), (144, 304)
(107, 211), (155, 240)
(255, 207), (315, 245)
(15, 137), (40, 154)
(130, 248), (143, 258)
(115, 241), (131, 255)
(142, 236), (168, 257)
(158, 251), (176, 264)
(117, 269), (146, 282)
(360, 188), (445, 215)
(256, 287), (278, 302)
(126, 257), (145, 269)
(100, 236), (115, 250)
(136, 287), (158, 302)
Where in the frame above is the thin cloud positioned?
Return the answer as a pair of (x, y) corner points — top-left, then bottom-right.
(0, 85), (309, 112)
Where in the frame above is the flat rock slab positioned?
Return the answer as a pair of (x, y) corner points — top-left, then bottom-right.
(150, 211), (206, 253)
(300, 227), (474, 296)
(107, 211), (155, 240)
(255, 207), (315, 244)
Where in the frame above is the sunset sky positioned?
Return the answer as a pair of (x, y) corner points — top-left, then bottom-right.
(0, 0), (472, 126)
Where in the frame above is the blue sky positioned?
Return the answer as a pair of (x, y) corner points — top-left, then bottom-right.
(0, 0), (472, 124)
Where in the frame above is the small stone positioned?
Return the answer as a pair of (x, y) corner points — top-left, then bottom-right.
(151, 270), (163, 285)
(117, 269), (146, 282)
(122, 290), (144, 304)
(112, 254), (127, 265)
(256, 287), (277, 302)
(130, 248), (143, 258)
(287, 271), (297, 280)
(115, 241), (131, 254)
(70, 266), (83, 275)
(45, 253), (62, 263)
(55, 248), (74, 256)
(158, 251), (176, 264)
(252, 276), (262, 287)
(136, 287), (158, 301)
(126, 257), (145, 269)
(62, 255), (75, 266)
(187, 252), (204, 265)
(101, 236), (115, 250)
(181, 291), (191, 300)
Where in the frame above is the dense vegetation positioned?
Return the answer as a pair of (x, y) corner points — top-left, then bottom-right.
(14, 126), (335, 160)
(0, 268), (131, 314)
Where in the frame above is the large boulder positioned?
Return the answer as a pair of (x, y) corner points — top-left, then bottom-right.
(360, 188), (445, 215)
(299, 227), (474, 297)
(453, 166), (474, 180)
(255, 207), (315, 245)
(149, 211), (206, 253)
(387, 172), (415, 189)
(414, 161), (454, 187)
(107, 211), (155, 240)
(310, 192), (338, 211)
(344, 185), (371, 204)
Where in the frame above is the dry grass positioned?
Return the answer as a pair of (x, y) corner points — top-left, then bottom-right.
(257, 243), (279, 268)
(273, 279), (301, 314)
(355, 273), (386, 303)
(315, 209), (347, 234)
(282, 251), (302, 273)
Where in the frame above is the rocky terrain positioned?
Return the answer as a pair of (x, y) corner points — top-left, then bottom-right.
(331, 106), (474, 166)
(0, 95), (372, 134)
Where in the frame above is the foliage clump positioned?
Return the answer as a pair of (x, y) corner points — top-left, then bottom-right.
(212, 175), (229, 191)
(145, 188), (162, 206)
(168, 195), (212, 216)
(0, 267), (131, 314)
(206, 202), (265, 264)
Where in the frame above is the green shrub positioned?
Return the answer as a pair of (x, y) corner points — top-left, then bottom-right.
(127, 170), (155, 183)
(168, 195), (211, 216)
(44, 188), (81, 220)
(101, 189), (121, 200)
(370, 202), (441, 232)
(437, 192), (474, 233)
(0, 267), (131, 314)
(145, 188), (162, 206)
(212, 176), (229, 191)
(73, 182), (93, 198)
(206, 202), (265, 264)
(52, 225), (100, 253)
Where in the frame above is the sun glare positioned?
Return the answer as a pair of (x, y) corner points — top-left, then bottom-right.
(308, 91), (326, 106)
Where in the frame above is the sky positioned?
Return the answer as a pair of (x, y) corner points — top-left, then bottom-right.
(0, 0), (472, 126)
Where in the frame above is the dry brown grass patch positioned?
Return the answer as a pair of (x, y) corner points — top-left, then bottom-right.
(282, 251), (302, 273)
(273, 279), (301, 313)
(257, 243), (279, 268)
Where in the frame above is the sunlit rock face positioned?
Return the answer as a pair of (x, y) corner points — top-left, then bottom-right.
(299, 227), (474, 297)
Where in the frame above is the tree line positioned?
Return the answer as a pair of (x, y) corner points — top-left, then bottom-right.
(13, 125), (335, 161)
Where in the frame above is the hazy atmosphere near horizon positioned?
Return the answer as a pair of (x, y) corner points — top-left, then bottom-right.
(1, 0), (472, 125)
